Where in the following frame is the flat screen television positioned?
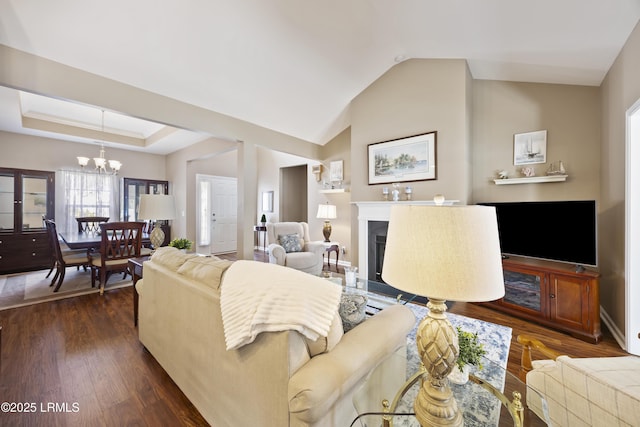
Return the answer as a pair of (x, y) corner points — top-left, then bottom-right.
(478, 200), (597, 268)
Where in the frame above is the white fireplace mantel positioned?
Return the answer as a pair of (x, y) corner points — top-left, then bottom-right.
(353, 200), (458, 277)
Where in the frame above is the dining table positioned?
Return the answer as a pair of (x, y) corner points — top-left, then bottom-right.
(60, 231), (151, 250)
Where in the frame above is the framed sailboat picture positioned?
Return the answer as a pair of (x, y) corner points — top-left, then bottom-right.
(514, 130), (547, 165)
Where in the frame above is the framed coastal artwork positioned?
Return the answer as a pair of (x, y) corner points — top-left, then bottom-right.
(367, 131), (437, 185)
(330, 160), (343, 183)
(514, 130), (547, 165)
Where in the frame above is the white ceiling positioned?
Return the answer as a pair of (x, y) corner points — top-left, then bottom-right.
(1, 0), (640, 154)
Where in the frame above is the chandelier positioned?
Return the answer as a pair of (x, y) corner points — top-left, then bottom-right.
(77, 145), (121, 173)
(76, 110), (122, 173)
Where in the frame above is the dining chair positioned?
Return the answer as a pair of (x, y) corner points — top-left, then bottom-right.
(89, 221), (145, 295)
(43, 216), (81, 278)
(45, 219), (90, 292)
(76, 216), (110, 234)
(140, 220), (155, 255)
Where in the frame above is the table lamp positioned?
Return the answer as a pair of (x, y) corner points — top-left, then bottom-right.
(316, 203), (337, 242)
(138, 194), (176, 248)
(382, 204), (505, 426)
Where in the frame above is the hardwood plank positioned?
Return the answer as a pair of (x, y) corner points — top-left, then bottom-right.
(0, 286), (208, 427)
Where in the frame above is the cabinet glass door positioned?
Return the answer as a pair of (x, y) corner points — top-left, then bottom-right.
(503, 269), (543, 314)
(0, 174), (14, 231)
(22, 175), (48, 230)
(125, 181), (148, 221)
(123, 178), (169, 221)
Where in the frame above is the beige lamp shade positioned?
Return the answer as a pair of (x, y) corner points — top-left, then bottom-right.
(382, 205), (505, 302)
(316, 203), (337, 219)
(138, 194), (176, 221)
(138, 194), (176, 248)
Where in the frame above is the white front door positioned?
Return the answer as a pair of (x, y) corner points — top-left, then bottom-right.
(196, 175), (237, 255)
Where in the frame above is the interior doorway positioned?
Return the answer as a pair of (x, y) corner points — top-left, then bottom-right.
(196, 174), (237, 255)
(279, 165), (308, 222)
(626, 99), (640, 355)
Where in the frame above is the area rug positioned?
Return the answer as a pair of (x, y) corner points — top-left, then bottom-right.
(367, 293), (512, 427)
(0, 268), (132, 310)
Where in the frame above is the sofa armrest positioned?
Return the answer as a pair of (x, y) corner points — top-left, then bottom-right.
(288, 304), (415, 423)
(517, 334), (565, 382)
(305, 241), (326, 256)
(268, 243), (286, 265)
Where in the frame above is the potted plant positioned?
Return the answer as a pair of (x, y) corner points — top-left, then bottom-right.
(449, 326), (486, 384)
(260, 214), (267, 226)
(169, 238), (192, 252)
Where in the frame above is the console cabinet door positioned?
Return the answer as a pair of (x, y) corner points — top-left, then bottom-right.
(548, 273), (600, 336)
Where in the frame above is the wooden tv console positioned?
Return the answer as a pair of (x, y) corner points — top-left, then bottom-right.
(478, 256), (602, 344)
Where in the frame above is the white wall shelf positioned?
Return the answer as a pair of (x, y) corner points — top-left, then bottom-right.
(493, 175), (568, 185)
(319, 188), (349, 193)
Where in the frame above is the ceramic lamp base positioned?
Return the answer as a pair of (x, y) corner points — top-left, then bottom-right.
(150, 226), (165, 248)
(414, 297), (463, 427)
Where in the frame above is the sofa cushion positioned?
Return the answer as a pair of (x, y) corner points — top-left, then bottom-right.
(150, 246), (197, 271)
(177, 256), (233, 289)
(279, 233), (302, 253)
(305, 311), (343, 357)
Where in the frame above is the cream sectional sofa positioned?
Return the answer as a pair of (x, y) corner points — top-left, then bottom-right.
(136, 247), (415, 427)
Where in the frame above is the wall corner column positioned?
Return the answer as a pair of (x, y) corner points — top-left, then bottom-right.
(237, 140), (258, 260)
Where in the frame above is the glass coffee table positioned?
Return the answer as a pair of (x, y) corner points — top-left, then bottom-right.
(351, 352), (549, 427)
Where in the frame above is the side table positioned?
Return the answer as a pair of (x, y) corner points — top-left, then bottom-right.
(253, 225), (267, 252)
(129, 256), (150, 327)
(321, 241), (340, 268)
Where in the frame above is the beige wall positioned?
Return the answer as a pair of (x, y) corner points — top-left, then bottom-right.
(0, 131), (166, 180)
(349, 59), (472, 269)
(166, 138), (237, 243)
(254, 145), (355, 263)
(472, 80), (601, 203)
(317, 127), (352, 263)
(600, 20), (640, 338)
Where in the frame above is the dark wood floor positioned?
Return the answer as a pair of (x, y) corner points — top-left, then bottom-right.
(0, 251), (629, 426)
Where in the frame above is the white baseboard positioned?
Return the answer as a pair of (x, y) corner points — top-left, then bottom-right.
(600, 306), (627, 351)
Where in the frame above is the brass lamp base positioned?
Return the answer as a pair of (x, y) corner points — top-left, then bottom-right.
(322, 220), (332, 242)
(414, 297), (463, 427)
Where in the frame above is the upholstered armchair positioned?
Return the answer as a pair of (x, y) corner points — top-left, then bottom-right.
(266, 222), (325, 275)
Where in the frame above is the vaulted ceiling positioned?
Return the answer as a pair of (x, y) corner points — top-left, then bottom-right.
(1, 1), (640, 154)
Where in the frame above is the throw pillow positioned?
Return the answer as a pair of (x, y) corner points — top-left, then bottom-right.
(339, 292), (368, 332)
(150, 246), (198, 271)
(177, 256), (234, 289)
(278, 233), (302, 253)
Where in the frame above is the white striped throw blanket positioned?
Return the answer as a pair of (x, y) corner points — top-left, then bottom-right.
(220, 260), (342, 350)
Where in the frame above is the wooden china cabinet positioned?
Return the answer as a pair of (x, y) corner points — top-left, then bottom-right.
(122, 178), (170, 246)
(479, 256), (602, 344)
(0, 168), (55, 274)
